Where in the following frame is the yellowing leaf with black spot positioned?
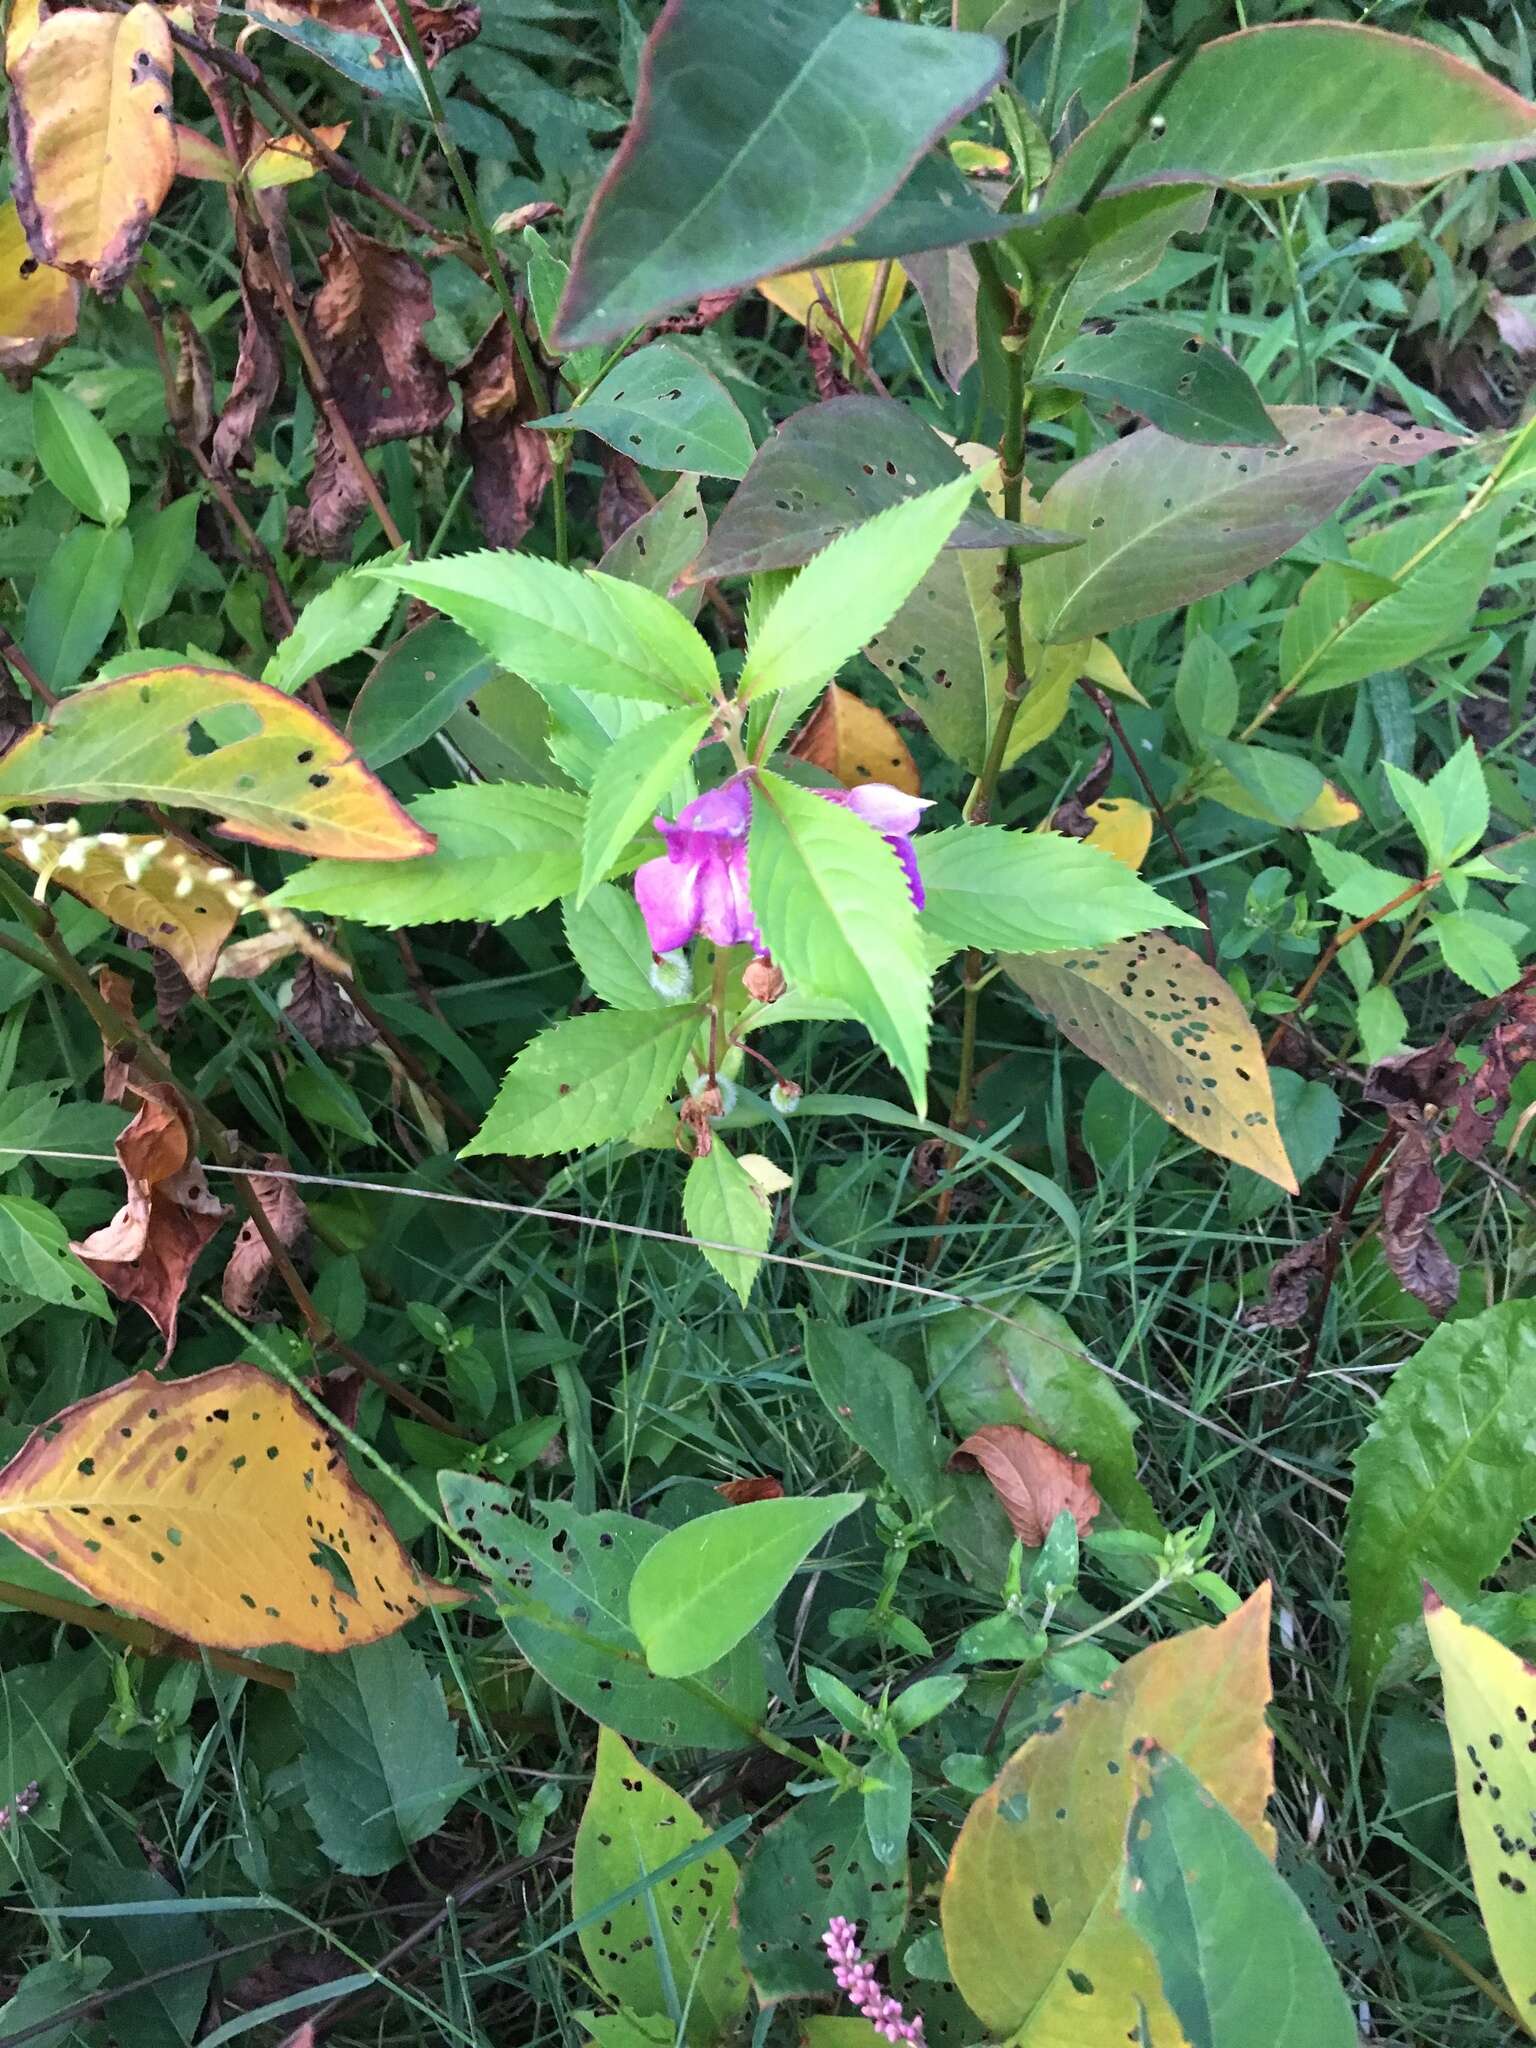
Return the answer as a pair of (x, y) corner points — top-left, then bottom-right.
(7, 3), (178, 294)
(0, 1363), (463, 1653)
(941, 1585), (1274, 2046)
(1003, 934), (1297, 1190)
(1425, 1592), (1536, 2034)
(0, 198), (79, 377)
(0, 667), (435, 861)
(5, 830), (240, 991)
(1082, 797), (1152, 871)
(789, 682), (920, 796)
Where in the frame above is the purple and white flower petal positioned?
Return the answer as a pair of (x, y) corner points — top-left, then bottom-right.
(817, 781), (932, 911)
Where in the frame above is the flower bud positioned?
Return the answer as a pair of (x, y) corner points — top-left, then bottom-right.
(647, 949), (692, 1001)
(742, 955), (785, 1003)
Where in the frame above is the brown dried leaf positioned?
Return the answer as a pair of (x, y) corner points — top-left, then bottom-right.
(254, 0), (478, 65)
(283, 958), (376, 1053)
(1488, 289), (1536, 358)
(650, 287), (743, 337)
(0, 196), (78, 381)
(1361, 1037), (1461, 1114)
(1446, 987), (1536, 1162)
(288, 221), (451, 557)
(949, 1425), (1100, 1547)
(789, 682), (920, 796)
(1241, 1233), (1328, 1331)
(1380, 1122), (1457, 1318)
(805, 325), (854, 402)
(212, 199), (288, 478)
(71, 1075), (231, 1363)
(221, 1158), (307, 1319)
(7, 3), (177, 294)
(459, 311), (553, 550)
(596, 450), (651, 551)
(172, 309), (215, 447)
(715, 1475), (785, 1505)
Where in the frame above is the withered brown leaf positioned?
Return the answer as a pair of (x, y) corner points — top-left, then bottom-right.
(1241, 1233), (1328, 1331)
(1379, 1122), (1458, 1318)
(715, 1475), (785, 1505)
(283, 958), (376, 1053)
(948, 1426), (1100, 1547)
(212, 197), (289, 478)
(459, 311), (553, 550)
(221, 1157), (308, 1320)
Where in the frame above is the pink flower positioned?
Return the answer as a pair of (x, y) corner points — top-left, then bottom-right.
(822, 1915), (926, 2045)
(633, 774), (930, 956)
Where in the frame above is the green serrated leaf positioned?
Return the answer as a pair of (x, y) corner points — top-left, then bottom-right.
(918, 826), (1197, 957)
(580, 705), (710, 903)
(263, 562), (400, 697)
(0, 1196), (110, 1318)
(466, 1003), (701, 1157)
(564, 882), (673, 1011)
(683, 1139), (772, 1304)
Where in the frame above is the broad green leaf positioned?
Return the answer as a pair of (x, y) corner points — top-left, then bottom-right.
(262, 564), (399, 697)
(445, 668), (562, 786)
(1122, 1750), (1357, 2048)
(553, 0), (1004, 347)
(1016, 0), (1137, 120)
(0, 1195), (109, 1318)
(941, 1587), (1274, 2043)
(0, 1958), (111, 2048)
(293, 1633), (475, 1875)
(443, 1478), (766, 1748)
(1048, 22), (1536, 207)
(573, 1729), (748, 2042)
(382, 554), (717, 708)
(0, 1362), (461, 1652)
(918, 826), (1198, 957)
(1037, 316), (1279, 446)
(737, 473), (979, 725)
(1016, 408), (1458, 645)
(1174, 632), (1239, 741)
(72, 1859), (215, 2047)
(804, 1323), (945, 1518)
(738, 1794), (908, 2001)
(347, 618), (497, 769)
(0, 667), (435, 859)
(1347, 1302), (1536, 1703)
(749, 771), (930, 1110)
(275, 784), (586, 926)
(629, 1492), (862, 1677)
(465, 1003), (702, 1158)
(580, 704), (711, 903)
(31, 382), (129, 526)
(1427, 739), (1491, 865)
(693, 396), (1075, 580)
(22, 520), (132, 690)
(1431, 909), (1523, 995)
(1003, 935), (1296, 1189)
(535, 341), (754, 478)
(924, 1294), (1159, 1535)
(564, 883), (674, 1011)
(1279, 506), (1500, 699)
(599, 473), (708, 607)
(683, 1138), (772, 1305)
(125, 494), (199, 634)
(1424, 1595), (1536, 2032)
(1201, 739), (1328, 831)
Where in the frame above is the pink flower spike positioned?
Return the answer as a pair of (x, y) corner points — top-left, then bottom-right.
(822, 1916), (926, 2044)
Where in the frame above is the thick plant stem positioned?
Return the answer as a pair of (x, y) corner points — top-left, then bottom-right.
(0, 1579), (292, 1690)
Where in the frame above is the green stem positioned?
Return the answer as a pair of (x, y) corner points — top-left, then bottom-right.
(551, 447), (571, 566)
(1040, 0), (1071, 133)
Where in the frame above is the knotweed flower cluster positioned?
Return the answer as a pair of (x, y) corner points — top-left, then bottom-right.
(822, 1915), (925, 2045)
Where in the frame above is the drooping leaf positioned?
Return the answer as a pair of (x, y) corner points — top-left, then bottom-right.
(553, 0), (1004, 348)
(6, 830), (241, 993)
(1346, 1301), (1536, 1703)
(573, 1728), (748, 2042)
(465, 1003), (703, 1158)
(692, 396), (1074, 580)
(31, 382), (129, 526)
(1423, 1593), (1536, 2033)
(629, 1492), (862, 1677)
(1003, 935), (1296, 1190)
(1047, 22), (1536, 209)
(346, 619), (497, 770)
(535, 341), (754, 479)
(458, 309), (555, 551)
(7, 3), (178, 293)
(918, 827), (1198, 957)
(749, 771), (930, 1110)
(580, 705), (710, 904)
(0, 200), (78, 376)
(940, 1587), (1274, 2043)
(738, 1793), (908, 2002)
(789, 683), (919, 796)
(0, 1362), (463, 1651)
(1121, 1749), (1357, 2048)
(683, 1137), (774, 1305)
(443, 1477), (767, 1748)
(1016, 409), (1460, 645)
(275, 782), (583, 927)
(383, 554), (717, 708)
(0, 668), (435, 860)
(1037, 316), (1278, 446)
(0, 1194), (110, 1320)
(293, 1633), (476, 1875)
(758, 260), (907, 355)
(950, 1426), (1101, 1547)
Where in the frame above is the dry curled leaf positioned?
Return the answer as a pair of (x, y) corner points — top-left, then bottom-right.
(0, 196), (79, 380)
(71, 1073), (230, 1363)
(0, 1361), (464, 1651)
(7, 3), (178, 294)
(1241, 1232), (1328, 1331)
(283, 957), (376, 1053)
(459, 311), (553, 550)
(172, 309), (215, 447)
(221, 1157), (308, 1319)
(253, 0), (478, 66)
(288, 220), (452, 557)
(949, 1425), (1100, 1547)
(1446, 987), (1536, 1161)
(715, 1476), (785, 1505)
(1379, 1121), (1458, 1318)
(790, 682), (920, 796)
(212, 196), (289, 477)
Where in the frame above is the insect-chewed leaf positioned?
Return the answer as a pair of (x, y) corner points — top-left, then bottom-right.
(0, 667), (434, 861)
(0, 198), (79, 376)
(1003, 934), (1296, 1190)
(1425, 1594), (1536, 2034)
(6, 3), (178, 293)
(0, 1363), (463, 1653)
(941, 1586), (1274, 2045)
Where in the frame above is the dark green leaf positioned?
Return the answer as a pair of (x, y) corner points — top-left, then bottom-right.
(1037, 317), (1279, 445)
(804, 1322), (946, 1517)
(535, 342), (754, 478)
(347, 618), (497, 769)
(22, 522), (132, 690)
(738, 1794), (908, 2000)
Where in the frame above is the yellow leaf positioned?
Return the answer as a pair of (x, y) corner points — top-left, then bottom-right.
(1003, 935), (1298, 1190)
(1083, 797), (1153, 872)
(1424, 1593), (1536, 2034)
(1205, 764), (1362, 832)
(789, 681), (920, 795)
(1082, 638), (1148, 706)
(0, 197), (79, 377)
(758, 259), (906, 351)
(7, 3), (178, 293)
(738, 1154), (792, 1198)
(941, 1586), (1274, 2044)
(0, 1363), (464, 1652)
(172, 123), (237, 183)
(1295, 778), (1361, 830)
(4, 0), (41, 70)
(0, 667), (436, 861)
(947, 138), (1011, 176)
(246, 123), (350, 191)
